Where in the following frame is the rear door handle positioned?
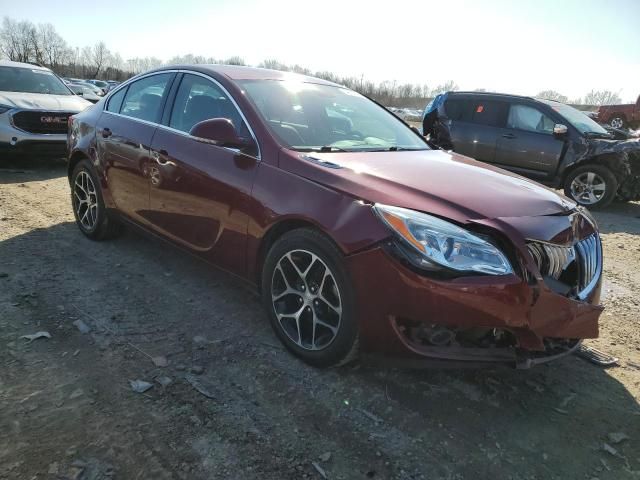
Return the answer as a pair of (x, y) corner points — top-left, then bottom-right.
(101, 128), (112, 138)
(502, 133), (516, 139)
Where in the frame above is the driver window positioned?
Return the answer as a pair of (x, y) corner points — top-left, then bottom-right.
(507, 104), (554, 134)
(169, 74), (249, 136)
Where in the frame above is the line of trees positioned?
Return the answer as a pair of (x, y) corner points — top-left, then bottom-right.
(0, 16), (624, 108)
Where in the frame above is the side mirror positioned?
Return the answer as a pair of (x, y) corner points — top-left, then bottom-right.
(189, 118), (255, 150)
(553, 124), (568, 137)
(75, 91), (84, 97)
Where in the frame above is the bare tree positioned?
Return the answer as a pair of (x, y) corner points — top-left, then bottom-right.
(536, 90), (568, 103)
(0, 17), (36, 62)
(38, 23), (70, 68)
(88, 41), (110, 78)
(582, 90), (622, 106)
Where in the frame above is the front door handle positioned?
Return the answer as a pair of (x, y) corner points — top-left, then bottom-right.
(502, 133), (516, 139)
(101, 127), (112, 138)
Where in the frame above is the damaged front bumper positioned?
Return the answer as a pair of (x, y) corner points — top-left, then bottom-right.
(345, 212), (603, 369)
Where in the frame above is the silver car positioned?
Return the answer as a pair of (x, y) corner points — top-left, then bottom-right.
(0, 60), (91, 159)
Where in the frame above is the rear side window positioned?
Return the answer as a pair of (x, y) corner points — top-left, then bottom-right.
(120, 73), (173, 123)
(445, 98), (508, 127)
(168, 73), (250, 137)
(106, 87), (126, 113)
(507, 104), (555, 134)
(444, 98), (473, 122)
(469, 100), (509, 127)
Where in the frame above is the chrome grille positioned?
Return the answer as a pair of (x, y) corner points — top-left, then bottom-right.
(11, 110), (73, 134)
(575, 234), (602, 297)
(527, 242), (575, 280)
(527, 233), (601, 299)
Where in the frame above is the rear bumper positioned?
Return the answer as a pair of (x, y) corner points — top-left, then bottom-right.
(345, 246), (602, 368)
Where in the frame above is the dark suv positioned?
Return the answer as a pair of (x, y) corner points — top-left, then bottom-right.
(424, 92), (640, 208)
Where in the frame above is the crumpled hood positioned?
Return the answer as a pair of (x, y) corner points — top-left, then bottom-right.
(0, 91), (91, 112)
(289, 149), (576, 222)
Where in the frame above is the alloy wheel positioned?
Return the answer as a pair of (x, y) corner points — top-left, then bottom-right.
(271, 249), (342, 351)
(610, 117), (624, 129)
(570, 171), (606, 205)
(73, 171), (99, 230)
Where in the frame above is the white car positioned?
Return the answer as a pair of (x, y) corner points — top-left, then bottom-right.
(0, 60), (92, 158)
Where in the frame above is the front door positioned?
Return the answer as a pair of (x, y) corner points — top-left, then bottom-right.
(96, 72), (175, 224)
(494, 103), (565, 177)
(146, 73), (259, 275)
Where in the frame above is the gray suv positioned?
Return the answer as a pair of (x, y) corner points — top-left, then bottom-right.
(0, 60), (91, 159)
(424, 92), (640, 208)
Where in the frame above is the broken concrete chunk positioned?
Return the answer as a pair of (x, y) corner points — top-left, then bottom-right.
(156, 376), (173, 387)
(607, 432), (630, 444)
(20, 331), (51, 342)
(72, 319), (91, 334)
(190, 365), (204, 375)
(129, 380), (153, 393)
(152, 356), (169, 368)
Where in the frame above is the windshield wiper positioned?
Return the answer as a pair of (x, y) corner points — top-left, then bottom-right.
(583, 131), (612, 138)
(388, 146), (426, 151)
(292, 146), (348, 152)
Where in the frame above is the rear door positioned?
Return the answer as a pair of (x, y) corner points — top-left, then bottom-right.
(494, 103), (564, 177)
(96, 72), (175, 224)
(147, 72), (259, 275)
(446, 97), (508, 163)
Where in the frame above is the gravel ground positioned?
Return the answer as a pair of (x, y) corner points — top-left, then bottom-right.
(0, 160), (639, 480)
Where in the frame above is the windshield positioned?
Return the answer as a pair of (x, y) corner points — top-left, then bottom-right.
(550, 103), (609, 136)
(0, 66), (72, 95)
(239, 80), (429, 152)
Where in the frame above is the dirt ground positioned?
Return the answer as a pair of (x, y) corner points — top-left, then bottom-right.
(0, 160), (639, 480)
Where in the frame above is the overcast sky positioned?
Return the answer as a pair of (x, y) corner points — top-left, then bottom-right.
(7, 0), (640, 101)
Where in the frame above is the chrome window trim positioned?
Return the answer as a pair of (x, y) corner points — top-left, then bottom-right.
(101, 68), (261, 161)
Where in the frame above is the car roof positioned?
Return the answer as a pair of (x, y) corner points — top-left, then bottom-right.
(152, 64), (342, 87)
(0, 59), (51, 71)
(447, 90), (565, 106)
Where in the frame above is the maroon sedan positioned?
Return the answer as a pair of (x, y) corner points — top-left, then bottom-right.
(67, 65), (603, 368)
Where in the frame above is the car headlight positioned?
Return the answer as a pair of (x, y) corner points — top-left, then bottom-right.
(373, 204), (513, 275)
(0, 104), (13, 114)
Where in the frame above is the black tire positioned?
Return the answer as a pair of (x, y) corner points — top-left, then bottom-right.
(563, 164), (618, 209)
(261, 228), (358, 367)
(70, 159), (122, 240)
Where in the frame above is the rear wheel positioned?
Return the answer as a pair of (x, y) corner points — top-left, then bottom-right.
(261, 228), (358, 367)
(610, 116), (626, 129)
(564, 164), (617, 209)
(71, 159), (122, 240)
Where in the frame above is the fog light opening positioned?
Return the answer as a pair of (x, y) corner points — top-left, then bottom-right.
(396, 318), (518, 349)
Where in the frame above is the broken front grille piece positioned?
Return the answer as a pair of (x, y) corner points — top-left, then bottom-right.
(527, 233), (602, 300)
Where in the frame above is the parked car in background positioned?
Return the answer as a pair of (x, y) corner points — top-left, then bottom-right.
(0, 60), (91, 159)
(85, 79), (109, 94)
(595, 95), (640, 130)
(424, 91), (640, 208)
(106, 80), (120, 90)
(68, 65), (603, 369)
(68, 83), (101, 103)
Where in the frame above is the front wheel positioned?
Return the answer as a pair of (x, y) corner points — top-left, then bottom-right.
(261, 228), (358, 367)
(610, 116), (626, 129)
(564, 164), (618, 209)
(71, 159), (122, 240)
